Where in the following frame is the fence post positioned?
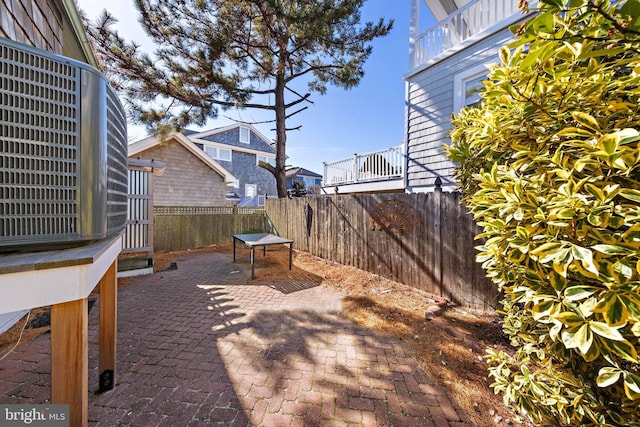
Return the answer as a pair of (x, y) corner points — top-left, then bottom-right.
(285, 199), (289, 238)
(233, 205), (239, 234)
(434, 177), (443, 293)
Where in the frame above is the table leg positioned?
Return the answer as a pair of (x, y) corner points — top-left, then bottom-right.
(250, 247), (255, 279)
(263, 245), (266, 257)
(233, 237), (236, 263)
(289, 243), (292, 270)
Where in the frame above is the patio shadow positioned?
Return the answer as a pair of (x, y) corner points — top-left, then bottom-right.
(0, 250), (461, 426)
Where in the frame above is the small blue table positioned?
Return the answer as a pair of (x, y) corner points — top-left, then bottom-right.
(232, 233), (293, 279)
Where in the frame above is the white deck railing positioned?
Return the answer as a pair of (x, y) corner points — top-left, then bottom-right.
(323, 146), (404, 187)
(238, 194), (266, 207)
(411, 0), (522, 68)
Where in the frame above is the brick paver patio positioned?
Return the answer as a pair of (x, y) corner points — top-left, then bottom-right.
(0, 249), (467, 426)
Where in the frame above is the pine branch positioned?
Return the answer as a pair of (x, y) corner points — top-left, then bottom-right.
(285, 106), (308, 119)
(223, 115), (275, 125)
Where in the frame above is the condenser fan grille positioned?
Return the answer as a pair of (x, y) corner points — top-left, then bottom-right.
(0, 38), (129, 250)
(0, 42), (80, 242)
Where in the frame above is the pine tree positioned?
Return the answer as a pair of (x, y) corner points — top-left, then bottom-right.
(86, 0), (393, 197)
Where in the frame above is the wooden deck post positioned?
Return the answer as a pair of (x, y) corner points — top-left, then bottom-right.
(1, 235), (122, 427)
(99, 260), (117, 392)
(51, 298), (88, 427)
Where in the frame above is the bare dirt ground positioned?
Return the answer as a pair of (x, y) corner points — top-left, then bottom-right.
(1, 244), (530, 426)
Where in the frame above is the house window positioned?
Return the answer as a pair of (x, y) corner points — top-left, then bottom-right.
(256, 155), (275, 167)
(218, 148), (231, 161)
(303, 177), (318, 188)
(245, 183), (257, 197)
(239, 126), (250, 144)
(204, 146), (232, 161)
(453, 64), (489, 113)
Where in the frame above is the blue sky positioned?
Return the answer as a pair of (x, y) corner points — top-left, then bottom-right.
(80, 1), (436, 175)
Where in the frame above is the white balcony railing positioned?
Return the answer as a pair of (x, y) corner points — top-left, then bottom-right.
(323, 146), (404, 187)
(238, 194), (266, 207)
(411, 0), (523, 69)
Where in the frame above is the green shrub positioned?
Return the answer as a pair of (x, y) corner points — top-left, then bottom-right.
(447, 0), (640, 424)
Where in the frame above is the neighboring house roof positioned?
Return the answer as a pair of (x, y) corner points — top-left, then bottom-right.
(128, 132), (236, 184)
(286, 167), (322, 179)
(190, 123), (276, 155)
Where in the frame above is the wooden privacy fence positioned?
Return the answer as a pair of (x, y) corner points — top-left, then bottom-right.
(266, 191), (498, 311)
(153, 206), (269, 252)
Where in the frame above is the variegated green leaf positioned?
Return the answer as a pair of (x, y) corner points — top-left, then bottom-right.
(557, 127), (594, 138)
(532, 299), (558, 320)
(571, 245), (599, 277)
(549, 271), (568, 292)
(620, 189), (640, 203)
(624, 373), (640, 400)
(591, 244), (631, 255)
(557, 208), (575, 219)
(554, 311), (584, 326)
(617, 128), (640, 144)
(598, 134), (619, 155)
(574, 324), (593, 354)
(589, 321), (624, 341)
(611, 262), (634, 282)
(447, 0), (640, 421)
(596, 367), (622, 388)
(572, 111), (601, 133)
(600, 294), (628, 328)
(564, 286), (599, 302)
(602, 339), (639, 363)
(553, 257), (570, 277)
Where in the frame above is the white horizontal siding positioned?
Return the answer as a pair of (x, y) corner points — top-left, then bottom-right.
(405, 26), (515, 191)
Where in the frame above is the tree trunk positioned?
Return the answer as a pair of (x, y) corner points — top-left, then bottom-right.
(274, 71), (288, 198)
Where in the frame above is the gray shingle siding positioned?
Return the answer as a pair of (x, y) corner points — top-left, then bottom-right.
(221, 151), (277, 198)
(0, 0), (63, 55)
(194, 127), (277, 198)
(137, 140), (227, 207)
(200, 127), (275, 154)
(405, 25), (519, 191)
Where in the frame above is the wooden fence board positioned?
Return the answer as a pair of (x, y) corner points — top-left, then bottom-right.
(266, 193), (498, 311)
(153, 206), (268, 252)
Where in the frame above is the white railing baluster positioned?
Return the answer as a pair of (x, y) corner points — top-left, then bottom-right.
(411, 0), (526, 68)
(322, 146), (405, 186)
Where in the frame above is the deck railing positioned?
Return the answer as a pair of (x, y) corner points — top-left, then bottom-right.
(323, 146), (404, 187)
(411, 0), (522, 68)
(238, 194), (266, 207)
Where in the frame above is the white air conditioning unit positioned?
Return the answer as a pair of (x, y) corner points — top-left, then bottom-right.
(0, 38), (128, 250)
